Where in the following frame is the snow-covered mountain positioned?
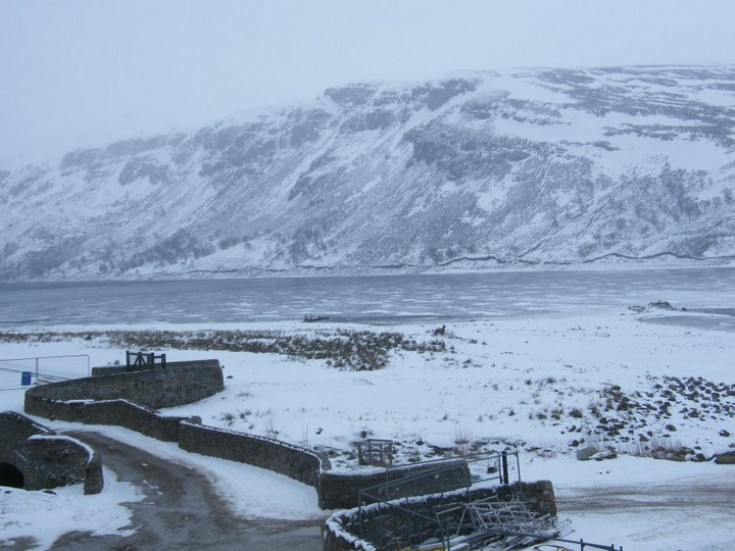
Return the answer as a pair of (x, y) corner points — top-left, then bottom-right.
(2, 65), (735, 280)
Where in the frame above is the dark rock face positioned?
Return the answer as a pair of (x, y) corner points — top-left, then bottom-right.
(119, 157), (170, 185)
(403, 122), (532, 180)
(2, 66), (735, 280)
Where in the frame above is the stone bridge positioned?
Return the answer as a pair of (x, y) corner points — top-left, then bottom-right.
(0, 410), (103, 494)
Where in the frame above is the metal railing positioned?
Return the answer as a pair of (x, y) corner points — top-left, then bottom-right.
(0, 354), (90, 386)
(126, 350), (167, 370)
(501, 534), (623, 551)
(356, 438), (394, 466)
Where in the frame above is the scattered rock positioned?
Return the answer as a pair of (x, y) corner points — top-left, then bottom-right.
(576, 446), (599, 461)
(628, 300), (684, 313)
(714, 452), (735, 465)
(648, 300), (679, 311)
(591, 449), (617, 461)
(651, 447), (694, 462)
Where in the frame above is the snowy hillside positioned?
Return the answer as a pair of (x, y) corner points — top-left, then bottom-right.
(2, 65), (735, 280)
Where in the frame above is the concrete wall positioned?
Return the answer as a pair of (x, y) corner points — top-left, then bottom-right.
(0, 411), (103, 494)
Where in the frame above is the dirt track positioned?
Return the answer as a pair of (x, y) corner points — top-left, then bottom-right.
(50, 431), (325, 551)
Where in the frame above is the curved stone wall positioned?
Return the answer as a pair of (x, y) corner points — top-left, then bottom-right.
(0, 411), (103, 494)
(322, 481), (557, 551)
(27, 359), (223, 410)
(25, 360), (222, 442)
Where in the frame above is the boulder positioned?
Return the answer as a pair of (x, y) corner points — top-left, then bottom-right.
(714, 452), (735, 465)
(590, 449), (617, 461)
(576, 446), (599, 461)
(651, 447), (694, 462)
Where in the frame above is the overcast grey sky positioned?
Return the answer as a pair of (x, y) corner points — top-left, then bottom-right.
(1, 0), (734, 163)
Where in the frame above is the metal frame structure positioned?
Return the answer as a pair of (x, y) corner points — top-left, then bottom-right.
(125, 350), (167, 371)
(356, 438), (395, 466)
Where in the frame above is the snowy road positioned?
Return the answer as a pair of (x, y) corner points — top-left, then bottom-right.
(557, 481), (735, 512)
(552, 476), (735, 550)
(49, 431), (324, 551)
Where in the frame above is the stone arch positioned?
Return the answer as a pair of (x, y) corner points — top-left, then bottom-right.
(0, 461), (24, 488)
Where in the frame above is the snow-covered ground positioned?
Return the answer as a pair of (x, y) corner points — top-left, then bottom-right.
(1, 306), (734, 550)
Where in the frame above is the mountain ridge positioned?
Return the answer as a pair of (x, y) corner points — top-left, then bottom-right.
(2, 65), (734, 280)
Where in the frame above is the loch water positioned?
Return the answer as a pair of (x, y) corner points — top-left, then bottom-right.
(0, 267), (733, 327)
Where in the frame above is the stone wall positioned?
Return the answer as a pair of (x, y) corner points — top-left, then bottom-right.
(179, 422), (329, 487)
(23, 359), (482, 511)
(25, 396), (188, 442)
(91, 359), (219, 378)
(29, 359), (223, 409)
(25, 360), (223, 439)
(178, 422), (475, 510)
(322, 481), (557, 551)
(318, 458), (472, 510)
(0, 411), (103, 494)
